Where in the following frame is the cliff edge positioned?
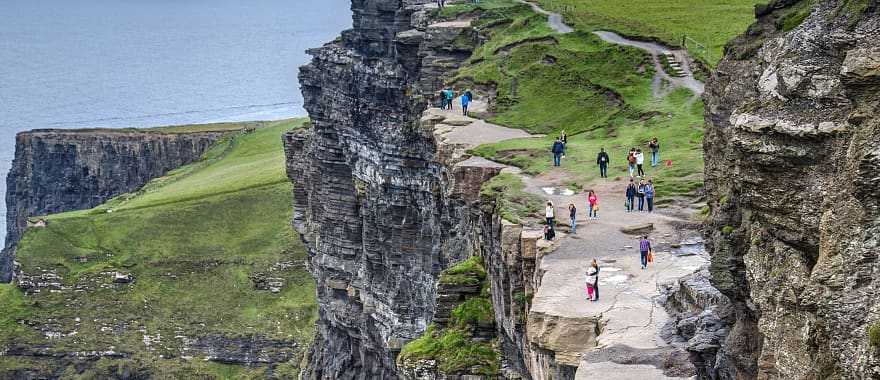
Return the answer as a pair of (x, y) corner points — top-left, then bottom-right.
(703, 0), (880, 377)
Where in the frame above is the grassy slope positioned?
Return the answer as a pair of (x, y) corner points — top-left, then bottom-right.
(537, 0), (764, 65)
(439, 0), (709, 203)
(1, 120), (316, 379)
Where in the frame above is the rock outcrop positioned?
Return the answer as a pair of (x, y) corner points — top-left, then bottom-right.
(2, 129), (228, 282)
(703, 0), (880, 378)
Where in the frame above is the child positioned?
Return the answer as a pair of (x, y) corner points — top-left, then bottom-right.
(544, 224), (555, 241)
(585, 262), (598, 301)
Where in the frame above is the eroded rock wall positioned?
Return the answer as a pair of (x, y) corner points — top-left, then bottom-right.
(703, 0), (880, 377)
(284, 1), (485, 378)
(2, 129), (226, 282)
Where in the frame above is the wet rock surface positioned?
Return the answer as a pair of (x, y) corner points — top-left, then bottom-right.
(703, 0), (880, 378)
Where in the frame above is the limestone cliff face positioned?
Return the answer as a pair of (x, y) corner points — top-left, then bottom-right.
(284, 1), (482, 378)
(2, 129), (226, 282)
(703, 0), (880, 378)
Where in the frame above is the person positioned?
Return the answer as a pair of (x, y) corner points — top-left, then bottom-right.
(545, 201), (555, 227)
(445, 88), (455, 111)
(639, 235), (652, 269)
(649, 138), (660, 167)
(587, 190), (598, 220)
(596, 148), (610, 178)
(568, 203), (577, 234)
(461, 91), (470, 116)
(645, 179), (655, 213)
(551, 138), (565, 167)
(627, 148), (636, 177)
(585, 259), (599, 302)
(437, 0), (446, 9)
(635, 149), (645, 177)
(544, 224), (555, 241)
(637, 179), (646, 212)
(560, 130), (568, 158)
(439, 89), (447, 109)
(625, 179), (637, 212)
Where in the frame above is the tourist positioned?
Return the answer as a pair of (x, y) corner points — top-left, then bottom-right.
(445, 87), (455, 110)
(439, 89), (447, 109)
(544, 224), (555, 241)
(568, 203), (577, 234)
(461, 91), (470, 116)
(645, 179), (655, 213)
(625, 179), (637, 212)
(551, 138), (565, 167)
(560, 130), (568, 158)
(636, 149), (645, 177)
(587, 190), (598, 220)
(596, 148), (609, 178)
(465, 89), (474, 102)
(437, 0), (446, 9)
(585, 259), (599, 302)
(627, 148), (636, 177)
(637, 179), (646, 212)
(639, 235), (652, 269)
(545, 201), (555, 227)
(649, 137), (660, 167)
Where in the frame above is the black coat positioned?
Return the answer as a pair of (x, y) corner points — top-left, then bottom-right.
(597, 151), (610, 165)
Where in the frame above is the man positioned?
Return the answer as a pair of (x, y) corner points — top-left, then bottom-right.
(596, 148), (610, 178)
(649, 138), (660, 167)
(461, 91), (470, 116)
(551, 138), (565, 167)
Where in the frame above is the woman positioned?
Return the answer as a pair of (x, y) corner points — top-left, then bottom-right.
(587, 190), (598, 220)
(639, 235), (652, 269)
(560, 130), (568, 158)
(649, 138), (660, 167)
(568, 203), (577, 234)
(585, 258), (600, 301)
(635, 149), (645, 177)
(637, 179), (646, 212)
(645, 179), (655, 213)
(461, 92), (470, 116)
(545, 201), (555, 228)
(627, 148), (636, 177)
(625, 179), (637, 212)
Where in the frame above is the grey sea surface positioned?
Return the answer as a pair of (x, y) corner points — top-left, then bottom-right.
(0, 0), (351, 241)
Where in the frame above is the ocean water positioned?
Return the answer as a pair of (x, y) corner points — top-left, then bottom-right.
(0, 0), (351, 242)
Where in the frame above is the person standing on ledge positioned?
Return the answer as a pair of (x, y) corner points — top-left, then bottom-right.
(461, 91), (470, 116)
(596, 148), (610, 178)
(639, 235), (652, 270)
(649, 137), (660, 167)
(585, 259), (599, 302)
(551, 138), (565, 167)
(545, 201), (556, 228)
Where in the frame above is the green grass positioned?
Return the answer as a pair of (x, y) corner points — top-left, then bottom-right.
(869, 322), (880, 349)
(3, 120), (317, 377)
(536, 0), (764, 65)
(480, 173), (545, 223)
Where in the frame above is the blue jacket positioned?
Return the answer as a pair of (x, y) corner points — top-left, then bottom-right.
(644, 184), (655, 198)
(552, 141), (565, 154)
(461, 96), (470, 106)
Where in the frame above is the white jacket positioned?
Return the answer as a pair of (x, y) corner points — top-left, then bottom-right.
(585, 267), (598, 284)
(545, 206), (555, 218)
(635, 152), (644, 165)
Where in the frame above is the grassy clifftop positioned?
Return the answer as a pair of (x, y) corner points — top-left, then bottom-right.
(1, 120), (316, 379)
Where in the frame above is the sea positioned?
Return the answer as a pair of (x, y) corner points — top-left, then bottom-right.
(0, 0), (352, 242)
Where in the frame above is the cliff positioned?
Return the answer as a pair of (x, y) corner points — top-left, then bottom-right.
(703, 0), (880, 378)
(2, 128), (228, 282)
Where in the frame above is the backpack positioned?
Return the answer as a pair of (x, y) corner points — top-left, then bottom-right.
(628, 154), (636, 164)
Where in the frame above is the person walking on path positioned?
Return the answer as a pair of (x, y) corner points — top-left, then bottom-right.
(545, 201), (556, 228)
(649, 138), (660, 167)
(596, 148), (610, 178)
(636, 149), (645, 177)
(568, 203), (577, 234)
(551, 138), (565, 167)
(585, 259), (600, 302)
(645, 179), (655, 213)
(445, 88), (455, 111)
(637, 179), (647, 212)
(461, 91), (470, 116)
(587, 190), (598, 220)
(627, 148), (637, 177)
(639, 235), (652, 270)
(625, 179), (637, 212)
(560, 130), (568, 158)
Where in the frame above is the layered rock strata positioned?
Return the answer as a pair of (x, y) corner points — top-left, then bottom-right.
(703, 0), (880, 378)
(2, 129), (227, 282)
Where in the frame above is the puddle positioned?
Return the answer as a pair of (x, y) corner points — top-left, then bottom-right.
(541, 187), (575, 196)
(673, 242), (706, 257)
(603, 274), (629, 284)
(542, 187), (555, 195)
(561, 189), (575, 196)
(602, 267), (622, 272)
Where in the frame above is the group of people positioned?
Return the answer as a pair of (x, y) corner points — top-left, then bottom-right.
(625, 178), (655, 212)
(583, 235), (654, 302)
(542, 188), (599, 240)
(439, 87), (474, 116)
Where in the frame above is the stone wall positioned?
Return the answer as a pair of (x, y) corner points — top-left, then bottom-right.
(703, 0), (880, 377)
(1, 129), (227, 282)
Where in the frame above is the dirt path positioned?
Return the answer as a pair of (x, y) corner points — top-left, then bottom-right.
(515, 0), (574, 34)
